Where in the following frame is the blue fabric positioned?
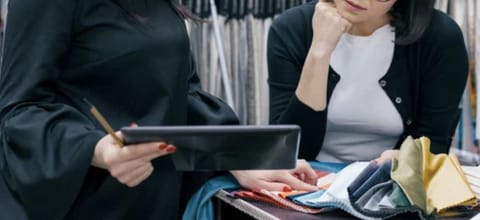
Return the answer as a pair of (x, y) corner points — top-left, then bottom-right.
(182, 175), (240, 220)
(349, 161), (392, 201)
(309, 161), (347, 172)
(182, 162), (347, 220)
(348, 162), (380, 201)
(290, 190), (327, 206)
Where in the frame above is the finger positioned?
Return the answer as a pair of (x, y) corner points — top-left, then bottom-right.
(145, 145), (176, 160)
(317, 0), (335, 6)
(298, 173), (306, 181)
(111, 145), (172, 176)
(317, 3), (336, 13)
(324, 10), (339, 20)
(119, 144), (176, 173)
(373, 157), (386, 164)
(127, 165), (154, 187)
(293, 160), (318, 180)
(119, 163), (154, 187)
(278, 173), (318, 191)
(119, 142), (170, 161)
(104, 142), (173, 172)
(253, 179), (293, 192)
(109, 154), (150, 178)
(342, 20), (353, 32)
(115, 162), (149, 186)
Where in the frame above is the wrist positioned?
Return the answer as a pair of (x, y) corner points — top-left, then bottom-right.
(308, 43), (333, 59)
(91, 137), (107, 169)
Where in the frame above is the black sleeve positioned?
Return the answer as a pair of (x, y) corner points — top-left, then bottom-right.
(0, 0), (105, 219)
(412, 12), (469, 154)
(267, 5), (327, 160)
(186, 55), (239, 125)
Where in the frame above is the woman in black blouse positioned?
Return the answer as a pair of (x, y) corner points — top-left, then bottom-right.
(0, 0), (317, 219)
(265, 0), (468, 163)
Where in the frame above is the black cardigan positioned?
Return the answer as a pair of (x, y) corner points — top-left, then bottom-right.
(268, 2), (468, 160)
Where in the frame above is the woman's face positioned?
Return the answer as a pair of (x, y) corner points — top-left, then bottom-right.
(333, 0), (397, 24)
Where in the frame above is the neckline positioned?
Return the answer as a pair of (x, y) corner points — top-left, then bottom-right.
(343, 24), (394, 44)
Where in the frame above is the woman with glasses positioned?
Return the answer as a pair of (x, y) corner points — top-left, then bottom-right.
(263, 0), (466, 164)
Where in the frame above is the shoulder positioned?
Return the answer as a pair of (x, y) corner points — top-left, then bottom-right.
(419, 10), (464, 46)
(269, 1), (316, 55)
(5, 0), (80, 37)
(411, 10), (468, 80)
(271, 1), (315, 35)
(8, 0), (77, 16)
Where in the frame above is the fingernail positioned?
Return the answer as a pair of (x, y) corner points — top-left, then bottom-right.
(166, 146), (176, 153)
(130, 122), (138, 127)
(159, 143), (167, 150)
(282, 186), (292, 192)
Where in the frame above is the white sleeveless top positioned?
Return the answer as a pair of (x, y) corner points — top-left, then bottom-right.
(316, 25), (404, 163)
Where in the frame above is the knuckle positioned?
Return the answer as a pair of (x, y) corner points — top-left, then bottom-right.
(109, 169), (121, 178)
(239, 179), (252, 188)
(147, 163), (154, 171)
(117, 176), (129, 185)
(103, 153), (118, 167)
(126, 181), (137, 188)
(145, 166), (154, 176)
(316, 4), (328, 12)
(334, 16), (342, 23)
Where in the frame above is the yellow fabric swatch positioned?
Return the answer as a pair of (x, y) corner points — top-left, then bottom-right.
(391, 136), (477, 216)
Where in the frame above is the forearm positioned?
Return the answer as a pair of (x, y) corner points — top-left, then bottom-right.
(295, 44), (331, 111)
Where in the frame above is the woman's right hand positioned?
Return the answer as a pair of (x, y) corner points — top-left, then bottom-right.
(91, 132), (176, 187)
(311, 0), (352, 55)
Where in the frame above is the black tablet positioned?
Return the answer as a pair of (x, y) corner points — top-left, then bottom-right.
(121, 125), (300, 171)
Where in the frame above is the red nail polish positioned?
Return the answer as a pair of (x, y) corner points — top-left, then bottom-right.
(166, 146), (176, 153)
(159, 143), (167, 150)
(282, 186), (292, 192)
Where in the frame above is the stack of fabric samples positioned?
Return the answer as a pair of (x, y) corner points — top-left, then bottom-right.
(229, 136), (479, 219)
(228, 171), (336, 214)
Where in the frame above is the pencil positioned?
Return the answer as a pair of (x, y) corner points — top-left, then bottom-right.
(84, 99), (124, 147)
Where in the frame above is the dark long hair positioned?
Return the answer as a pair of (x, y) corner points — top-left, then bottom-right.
(390, 0), (436, 45)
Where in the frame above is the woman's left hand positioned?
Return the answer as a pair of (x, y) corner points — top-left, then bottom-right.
(230, 159), (319, 192)
(373, 149), (400, 164)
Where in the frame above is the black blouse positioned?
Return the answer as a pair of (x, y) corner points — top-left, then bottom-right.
(268, 2), (468, 160)
(0, 0), (237, 219)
